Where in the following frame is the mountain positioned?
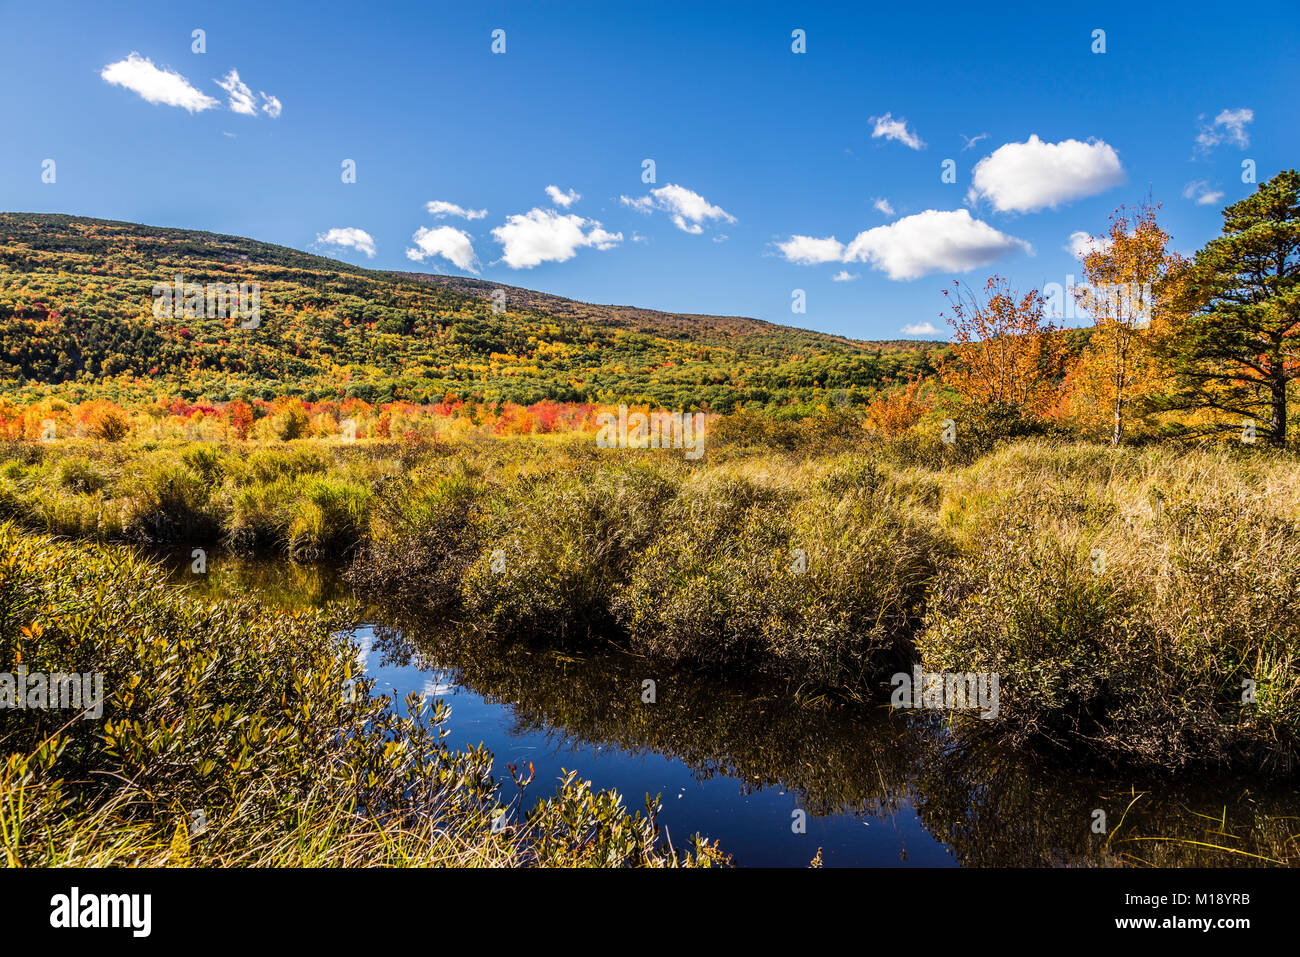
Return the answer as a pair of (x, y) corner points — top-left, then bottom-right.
(389, 272), (932, 354)
(0, 213), (941, 411)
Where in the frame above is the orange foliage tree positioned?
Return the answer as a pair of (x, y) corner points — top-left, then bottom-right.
(864, 374), (931, 437)
(937, 276), (1063, 421)
(226, 399), (254, 440)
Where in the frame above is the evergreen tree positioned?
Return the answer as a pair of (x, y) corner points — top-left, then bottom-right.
(1162, 170), (1300, 446)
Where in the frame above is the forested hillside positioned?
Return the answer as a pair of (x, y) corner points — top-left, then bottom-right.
(0, 213), (939, 412)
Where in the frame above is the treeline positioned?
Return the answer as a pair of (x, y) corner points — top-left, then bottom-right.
(918, 170), (1300, 448)
(0, 393), (616, 444)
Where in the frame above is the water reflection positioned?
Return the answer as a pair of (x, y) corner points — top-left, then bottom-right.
(165, 550), (1299, 867)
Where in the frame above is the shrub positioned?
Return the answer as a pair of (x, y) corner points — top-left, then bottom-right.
(121, 460), (217, 543)
(459, 462), (677, 638)
(614, 471), (940, 687)
(287, 476), (371, 559)
(180, 443), (225, 485)
(346, 464), (485, 608)
(55, 456), (111, 494)
(227, 477), (296, 551)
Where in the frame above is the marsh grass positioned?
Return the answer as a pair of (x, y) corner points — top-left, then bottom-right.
(3, 427), (1299, 773)
(921, 440), (1300, 772)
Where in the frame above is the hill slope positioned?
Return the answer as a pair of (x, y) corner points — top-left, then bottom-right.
(0, 213), (940, 411)
(389, 272), (931, 354)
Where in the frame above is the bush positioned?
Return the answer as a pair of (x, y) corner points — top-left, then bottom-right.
(613, 471), (940, 686)
(459, 461), (677, 638)
(121, 460), (218, 543)
(180, 443), (225, 485)
(346, 464), (485, 608)
(227, 477), (296, 551)
(56, 456), (111, 494)
(287, 476), (371, 559)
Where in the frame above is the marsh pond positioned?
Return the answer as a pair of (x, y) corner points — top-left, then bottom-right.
(166, 552), (1298, 867)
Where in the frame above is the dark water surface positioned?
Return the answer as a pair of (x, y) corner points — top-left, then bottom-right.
(164, 551), (1298, 868)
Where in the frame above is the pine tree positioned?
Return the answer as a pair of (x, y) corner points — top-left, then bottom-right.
(1162, 170), (1300, 446)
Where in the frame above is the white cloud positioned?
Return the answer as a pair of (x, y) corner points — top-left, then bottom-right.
(961, 133), (989, 152)
(778, 209), (1029, 281)
(316, 227), (376, 258)
(491, 208), (621, 268)
(620, 183), (735, 234)
(967, 135), (1124, 213)
(870, 112), (925, 150)
(844, 210), (1030, 279)
(216, 69), (257, 115)
(901, 322), (940, 335)
(831, 270), (858, 282)
(425, 200), (488, 220)
(873, 198), (895, 216)
(1183, 180), (1225, 206)
(259, 93), (282, 118)
(100, 53), (218, 113)
(775, 235), (845, 265)
(1196, 108), (1253, 152)
(545, 185), (580, 208)
(1065, 230), (1114, 260)
(406, 226), (478, 272)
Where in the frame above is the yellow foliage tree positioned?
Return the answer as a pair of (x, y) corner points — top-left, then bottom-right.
(1059, 203), (1181, 444)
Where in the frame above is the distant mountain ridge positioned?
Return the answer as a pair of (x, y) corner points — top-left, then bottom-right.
(389, 271), (935, 353)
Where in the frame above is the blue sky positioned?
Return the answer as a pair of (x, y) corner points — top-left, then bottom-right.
(2, 0), (1296, 340)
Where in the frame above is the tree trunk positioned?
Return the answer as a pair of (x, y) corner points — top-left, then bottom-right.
(1270, 373), (1288, 447)
(1111, 331), (1128, 446)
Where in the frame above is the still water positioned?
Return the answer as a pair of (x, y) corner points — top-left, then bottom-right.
(168, 552), (1297, 868)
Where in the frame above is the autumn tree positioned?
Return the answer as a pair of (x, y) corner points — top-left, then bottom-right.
(864, 373), (931, 437)
(1062, 203), (1179, 444)
(938, 276), (1063, 423)
(1160, 169), (1300, 447)
(89, 405), (130, 442)
(227, 399), (254, 440)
